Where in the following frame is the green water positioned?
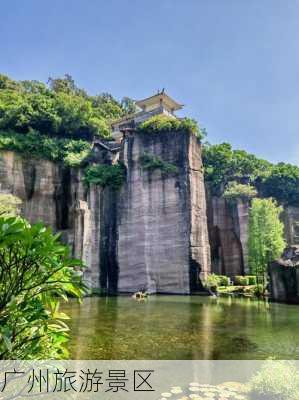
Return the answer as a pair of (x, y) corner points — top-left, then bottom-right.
(62, 295), (299, 360)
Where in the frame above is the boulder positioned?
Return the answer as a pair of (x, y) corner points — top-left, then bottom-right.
(269, 246), (299, 304)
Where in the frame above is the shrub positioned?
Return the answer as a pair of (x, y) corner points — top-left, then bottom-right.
(247, 275), (257, 285)
(137, 115), (204, 139)
(224, 181), (257, 201)
(253, 284), (265, 297)
(0, 194), (22, 216)
(249, 360), (299, 400)
(217, 275), (230, 287)
(83, 163), (126, 190)
(205, 274), (220, 289)
(0, 216), (86, 359)
(139, 152), (178, 175)
(0, 130), (92, 167)
(234, 276), (249, 286)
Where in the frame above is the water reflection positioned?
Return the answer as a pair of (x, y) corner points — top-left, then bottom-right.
(62, 296), (299, 360)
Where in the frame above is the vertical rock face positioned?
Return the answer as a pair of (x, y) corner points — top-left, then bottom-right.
(117, 131), (210, 293)
(206, 194), (249, 276)
(283, 206), (299, 246)
(269, 246), (299, 304)
(0, 131), (211, 294)
(0, 151), (63, 228)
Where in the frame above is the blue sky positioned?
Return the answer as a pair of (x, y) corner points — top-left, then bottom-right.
(1, 0), (298, 164)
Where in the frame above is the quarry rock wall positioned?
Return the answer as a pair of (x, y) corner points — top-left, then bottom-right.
(117, 131), (210, 293)
(0, 131), (211, 293)
(1, 135), (298, 292)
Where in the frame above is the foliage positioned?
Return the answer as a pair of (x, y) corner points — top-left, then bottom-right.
(203, 142), (299, 206)
(224, 181), (257, 201)
(0, 130), (92, 167)
(205, 274), (220, 289)
(0, 73), (127, 141)
(252, 284), (264, 297)
(205, 274), (231, 288)
(139, 152), (178, 175)
(234, 276), (249, 286)
(0, 194), (22, 216)
(83, 163), (126, 190)
(260, 162), (299, 206)
(121, 96), (137, 115)
(217, 275), (230, 286)
(203, 142), (272, 194)
(0, 216), (86, 359)
(248, 198), (286, 280)
(137, 115), (204, 139)
(249, 360), (299, 400)
(247, 275), (257, 285)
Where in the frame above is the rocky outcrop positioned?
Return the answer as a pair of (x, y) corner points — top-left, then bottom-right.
(0, 130), (211, 294)
(269, 246), (299, 304)
(206, 194), (249, 277)
(117, 131), (210, 293)
(282, 206), (299, 246)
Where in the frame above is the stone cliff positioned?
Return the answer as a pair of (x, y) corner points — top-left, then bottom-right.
(206, 195), (299, 278)
(269, 246), (299, 304)
(0, 130), (211, 294)
(1, 132), (298, 292)
(117, 131), (210, 293)
(207, 194), (249, 277)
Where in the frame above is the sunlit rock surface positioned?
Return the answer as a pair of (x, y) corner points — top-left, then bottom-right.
(0, 130), (211, 293)
(117, 131), (210, 293)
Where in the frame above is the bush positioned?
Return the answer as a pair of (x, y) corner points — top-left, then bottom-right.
(224, 181), (257, 201)
(234, 276), (249, 286)
(83, 163), (126, 190)
(0, 216), (86, 359)
(205, 274), (220, 290)
(0, 194), (22, 216)
(217, 275), (230, 287)
(0, 130), (92, 167)
(139, 152), (178, 175)
(253, 284), (264, 297)
(137, 115), (204, 139)
(249, 360), (299, 400)
(247, 275), (257, 285)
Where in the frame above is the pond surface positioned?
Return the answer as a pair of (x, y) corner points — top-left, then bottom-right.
(62, 295), (299, 359)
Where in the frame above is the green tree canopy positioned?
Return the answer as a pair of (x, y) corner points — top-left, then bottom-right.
(223, 181), (257, 201)
(248, 198), (286, 279)
(0, 73), (127, 141)
(203, 142), (299, 206)
(260, 162), (299, 206)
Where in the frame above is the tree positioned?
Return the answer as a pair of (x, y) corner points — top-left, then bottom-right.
(121, 96), (137, 115)
(248, 198), (285, 287)
(202, 143), (272, 194)
(223, 181), (257, 201)
(0, 73), (125, 140)
(0, 216), (86, 359)
(260, 163), (299, 207)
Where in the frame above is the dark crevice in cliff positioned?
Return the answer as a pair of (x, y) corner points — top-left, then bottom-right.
(22, 160), (36, 200)
(55, 166), (71, 230)
(99, 188), (119, 294)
